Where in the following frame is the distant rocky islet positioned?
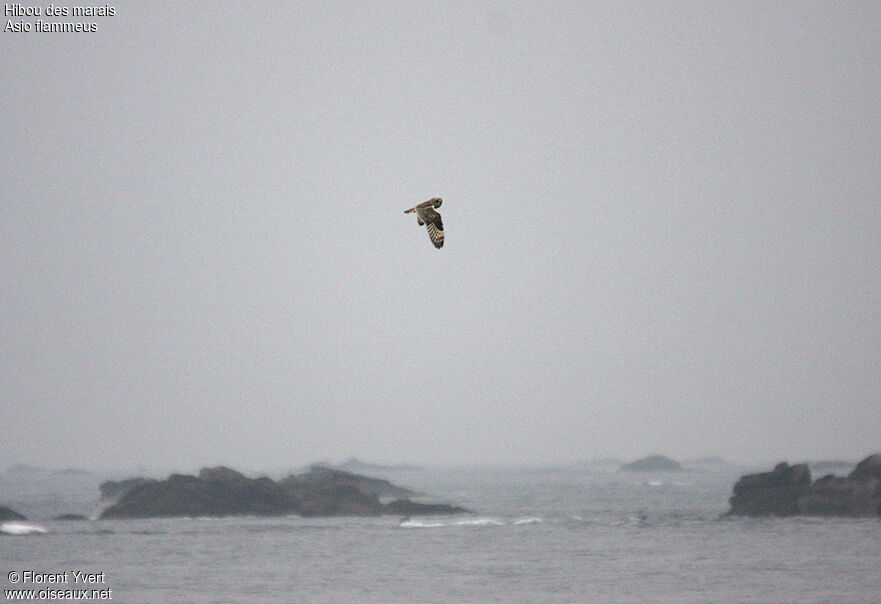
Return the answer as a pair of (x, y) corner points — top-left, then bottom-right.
(619, 455), (683, 472)
(98, 465), (469, 519)
(2, 464), (469, 523)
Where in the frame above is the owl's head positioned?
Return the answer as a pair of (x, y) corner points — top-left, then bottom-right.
(430, 198), (442, 208)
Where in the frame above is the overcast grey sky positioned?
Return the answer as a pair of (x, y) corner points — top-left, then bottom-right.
(2, 2), (879, 472)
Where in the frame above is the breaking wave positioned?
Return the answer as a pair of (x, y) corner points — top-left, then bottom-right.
(513, 516), (544, 525)
(1, 521), (47, 536)
(399, 516), (537, 529)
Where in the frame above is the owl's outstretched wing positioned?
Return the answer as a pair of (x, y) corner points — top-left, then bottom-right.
(421, 208), (444, 249)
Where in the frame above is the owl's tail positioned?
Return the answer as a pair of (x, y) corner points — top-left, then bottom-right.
(403, 206), (416, 214)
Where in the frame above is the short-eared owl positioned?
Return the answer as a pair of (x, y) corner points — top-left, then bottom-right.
(404, 197), (444, 249)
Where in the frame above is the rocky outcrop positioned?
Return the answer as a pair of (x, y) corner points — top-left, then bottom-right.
(727, 462), (812, 516)
(99, 477), (156, 502)
(798, 475), (879, 516)
(99, 466), (469, 520)
(849, 454), (881, 483)
(298, 465), (417, 499)
(101, 468), (296, 519)
(279, 468), (385, 517)
(54, 513), (89, 521)
(1, 505), (27, 521)
(727, 454), (881, 517)
(620, 455), (682, 472)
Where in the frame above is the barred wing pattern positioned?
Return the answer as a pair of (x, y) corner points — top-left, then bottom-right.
(420, 207), (444, 249)
(404, 198), (444, 249)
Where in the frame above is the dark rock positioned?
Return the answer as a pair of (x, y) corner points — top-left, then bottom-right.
(1, 505), (27, 521)
(98, 465), (469, 520)
(54, 514), (89, 521)
(100, 467), (297, 519)
(727, 454), (881, 517)
(198, 466), (251, 484)
(99, 477), (156, 501)
(278, 466), (399, 516)
(383, 499), (470, 516)
(727, 462), (811, 517)
(620, 455), (682, 472)
(798, 475), (880, 517)
(300, 465), (416, 499)
(281, 476), (381, 517)
(849, 454), (881, 483)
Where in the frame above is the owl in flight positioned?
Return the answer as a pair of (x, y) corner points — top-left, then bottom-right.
(404, 198), (444, 249)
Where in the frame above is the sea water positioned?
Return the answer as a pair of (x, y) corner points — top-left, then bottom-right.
(2, 466), (879, 602)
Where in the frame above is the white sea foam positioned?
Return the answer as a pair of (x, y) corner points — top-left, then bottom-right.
(513, 516), (543, 525)
(400, 516), (504, 528)
(1, 521), (47, 535)
(456, 517), (504, 526)
(400, 518), (446, 528)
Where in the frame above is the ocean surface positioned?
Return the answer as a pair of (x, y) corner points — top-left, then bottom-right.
(2, 464), (879, 603)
